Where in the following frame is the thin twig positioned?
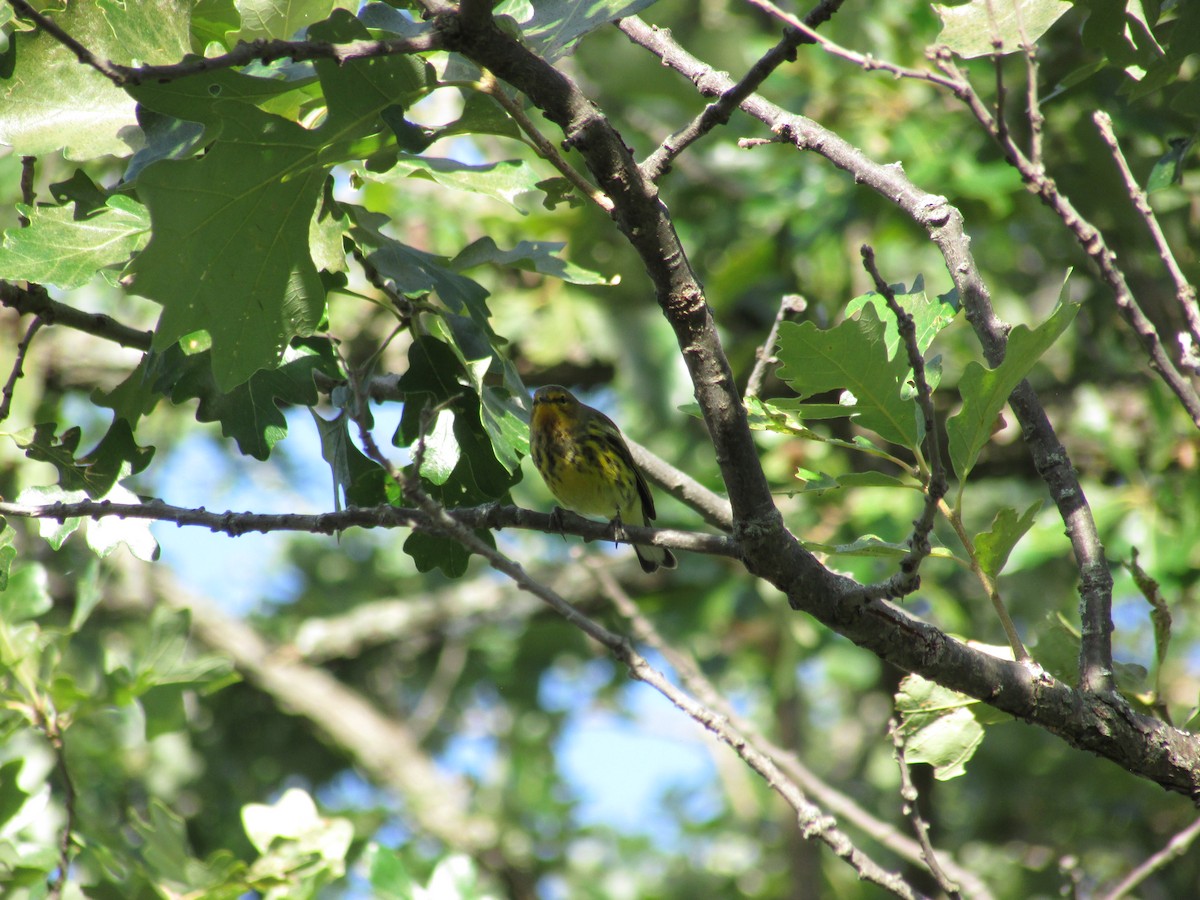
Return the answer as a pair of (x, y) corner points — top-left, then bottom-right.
(991, 42), (1009, 153)
(0, 317), (43, 423)
(1023, 43), (1045, 172)
(589, 559), (992, 898)
(735, 0), (962, 93)
(930, 50), (1200, 429)
(477, 70), (613, 212)
(0, 497), (734, 558)
(744, 293), (806, 401)
(39, 709), (76, 900)
(5, 0), (439, 86)
(639, 0), (847, 183)
(940, 498), (1029, 661)
(1093, 111), (1200, 356)
(1100, 816), (1200, 899)
(858, 246), (947, 601)
(890, 720), (963, 900)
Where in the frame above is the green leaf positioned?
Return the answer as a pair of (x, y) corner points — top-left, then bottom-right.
(451, 236), (612, 285)
(496, 0), (663, 60)
(974, 501), (1042, 579)
(16, 485), (84, 550)
(844, 279), (959, 357)
(403, 530), (472, 577)
(1078, 0), (1165, 80)
(934, 0), (1073, 58)
(1126, 549), (1172, 671)
(895, 674), (988, 780)
(191, 0), (242, 49)
(1147, 137), (1193, 192)
(775, 303), (919, 449)
(127, 11), (432, 389)
(434, 315), (531, 473)
(946, 285), (1078, 482)
(377, 155), (549, 210)
(85, 484), (160, 562)
(0, 523), (15, 591)
(311, 409), (388, 509)
(0, 760), (30, 831)
(347, 205), (496, 338)
(0, 196), (150, 288)
(108, 607), (235, 706)
(794, 469), (918, 493)
(141, 684), (188, 739)
(124, 107), (208, 183)
(424, 855), (486, 900)
(0, 0), (191, 159)
(242, 787), (353, 872)
(0, 563), (51, 623)
(234, 0), (354, 41)
(438, 91), (524, 141)
(147, 344), (328, 460)
(364, 843), (416, 900)
(412, 408), (461, 486)
(10, 418), (154, 499)
(394, 337), (522, 498)
(69, 559), (104, 633)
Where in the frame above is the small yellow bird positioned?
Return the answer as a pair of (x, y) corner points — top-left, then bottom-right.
(530, 385), (677, 573)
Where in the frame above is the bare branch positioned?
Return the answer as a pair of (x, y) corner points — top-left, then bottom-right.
(590, 559), (994, 898)
(1093, 111), (1200, 357)
(477, 70), (613, 212)
(617, 12), (1113, 692)
(890, 720), (963, 900)
(1101, 816), (1200, 900)
(626, 435), (734, 531)
(0, 498), (735, 559)
(0, 316), (43, 424)
(640, 0), (847, 183)
(857, 246), (947, 603)
(930, 50), (1200, 429)
(744, 293), (806, 401)
(18, 155), (36, 224)
(736, 0), (962, 92)
(38, 708), (76, 900)
(0, 281), (152, 350)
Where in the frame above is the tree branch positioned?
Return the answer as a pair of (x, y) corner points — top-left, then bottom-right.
(858, 246), (947, 603)
(1, 281), (153, 350)
(1093, 111), (1200, 363)
(1100, 815), (1200, 900)
(890, 719), (963, 900)
(0, 498), (735, 559)
(432, 7), (781, 540)
(639, 0), (847, 183)
(5, 0), (440, 86)
(617, 8), (1110, 673)
(930, 49), (1200, 428)
(612, 14), (1200, 790)
(589, 559), (991, 898)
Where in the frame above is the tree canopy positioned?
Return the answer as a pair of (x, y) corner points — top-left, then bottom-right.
(1, 0), (1199, 897)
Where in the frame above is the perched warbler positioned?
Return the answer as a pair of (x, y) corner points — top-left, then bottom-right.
(530, 385), (677, 573)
